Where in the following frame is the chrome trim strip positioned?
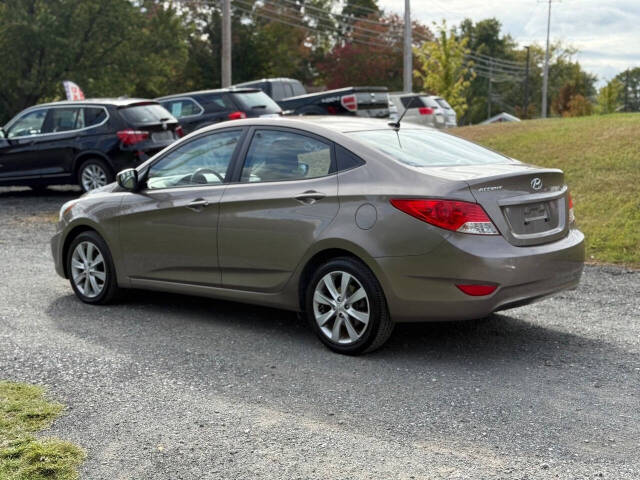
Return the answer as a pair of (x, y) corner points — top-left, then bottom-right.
(4, 105), (110, 140)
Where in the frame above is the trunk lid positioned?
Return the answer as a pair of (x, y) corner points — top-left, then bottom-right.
(426, 163), (570, 246)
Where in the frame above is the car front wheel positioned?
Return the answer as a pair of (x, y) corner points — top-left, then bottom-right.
(67, 231), (120, 304)
(305, 257), (394, 355)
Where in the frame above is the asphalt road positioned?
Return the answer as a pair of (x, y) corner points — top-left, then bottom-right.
(1, 186), (639, 480)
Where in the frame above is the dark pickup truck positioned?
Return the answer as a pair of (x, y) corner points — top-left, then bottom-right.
(234, 78), (390, 118)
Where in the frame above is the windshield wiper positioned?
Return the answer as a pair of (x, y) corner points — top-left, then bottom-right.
(251, 105), (267, 109)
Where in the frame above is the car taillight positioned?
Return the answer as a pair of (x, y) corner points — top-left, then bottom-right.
(456, 284), (498, 296)
(175, 126), (184, 138)
(418, 107), (434, 115)
(228, 111), (247, 120)
(117, 129), (149, 146)
(341, 95), (357, 112)
(390, 199), (499, 235)
(568, 193), (575, 224)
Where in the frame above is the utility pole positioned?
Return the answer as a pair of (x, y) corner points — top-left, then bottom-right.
(403, 0), (412, 93)
(523, 46), (530, 118)
(221, 0), (232, 87)
(624, 69), (630, 112)
(541, 0), (556, 118)
(487, 60), (493, 119)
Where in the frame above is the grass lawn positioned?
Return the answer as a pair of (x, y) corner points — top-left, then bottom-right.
(0, 381), (84, 480)
(454, 113), (640, 267)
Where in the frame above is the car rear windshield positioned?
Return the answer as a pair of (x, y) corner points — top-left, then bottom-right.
(231, 92), (282, 114)
(349, 129), (510, 167)
(400, 95), (427, 109)
(119, 103), (174, 125)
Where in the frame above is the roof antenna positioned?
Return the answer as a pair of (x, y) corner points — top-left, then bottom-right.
(388, 95), (417, 130)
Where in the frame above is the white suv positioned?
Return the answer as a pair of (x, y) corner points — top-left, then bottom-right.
(388, 93), (457, 129)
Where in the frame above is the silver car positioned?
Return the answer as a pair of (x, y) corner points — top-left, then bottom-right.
(51, 117), (584, 355)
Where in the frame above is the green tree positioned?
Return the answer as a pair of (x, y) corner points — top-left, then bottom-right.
(458, 18), (518, 124)
(614, 68), (640, 111)
(414, 21), (474, 119)
(341, 0), (380, 19)
(0, 0), (189, 123)
(596, 79), (623, 114)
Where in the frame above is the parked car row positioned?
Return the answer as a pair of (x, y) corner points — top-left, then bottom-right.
(0, 78), (457, 192)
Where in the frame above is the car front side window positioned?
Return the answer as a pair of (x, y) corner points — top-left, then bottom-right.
(7, 109), (48, 138)
(240, 130), (333, 183)
(146, 130), (242, 190)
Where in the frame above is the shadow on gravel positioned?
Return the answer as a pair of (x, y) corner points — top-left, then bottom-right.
(0, 186), (80, 199)
(46, 288), (622, 370)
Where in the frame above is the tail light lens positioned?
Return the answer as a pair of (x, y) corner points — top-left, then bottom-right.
(228, 111), (247, 120)
(390, 199), (499, 235)
(175, 126), (185, 138)
(340, 95), (358, 112)
(117, 130), (149, 146)
(568, 193), (575, 224)
(456, 284), (498, 296)
(418, 107), (434, 115)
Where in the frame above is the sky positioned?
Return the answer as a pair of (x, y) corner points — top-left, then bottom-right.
(378, 0), (640, 85)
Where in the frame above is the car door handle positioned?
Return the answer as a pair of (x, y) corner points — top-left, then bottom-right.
(294, 191), (326, 204)
(185, 198), (209, 211)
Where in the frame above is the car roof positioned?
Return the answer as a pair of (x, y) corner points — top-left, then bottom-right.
(200, 116), (431, 135)
(31, 98), (158, 108)
(155, 88), (261, 101)
(235, 78), (301, 85)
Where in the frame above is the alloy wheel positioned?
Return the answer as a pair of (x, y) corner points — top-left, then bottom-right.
(313, 270), (370, 344)
(71, 241), (106, 298)
(81, 164), (108, 191)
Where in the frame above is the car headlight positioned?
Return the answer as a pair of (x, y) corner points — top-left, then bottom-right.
(59, 200), (77, 222)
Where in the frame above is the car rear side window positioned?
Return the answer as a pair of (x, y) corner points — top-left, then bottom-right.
(241, 130), (333, 183)
(291, 81), (306, 96)
(119, 103), (172, 125)
(161, 99), (203, 118)
(350, 129), (510, 167)
(271, 82), (286, 101)
(435, 98), (453, 110)
(335, 144), (365, 171)
(232, 92), (281, 114)
(82, 107), (107, 127)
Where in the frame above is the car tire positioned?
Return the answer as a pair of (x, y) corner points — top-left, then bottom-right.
(66, 231), (120, 305)
(77, 158), (113, 192)
(305, 257), (394, 355)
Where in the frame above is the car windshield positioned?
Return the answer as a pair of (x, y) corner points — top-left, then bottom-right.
(349, 129), (511, 167)
(232, 92), (281, 114)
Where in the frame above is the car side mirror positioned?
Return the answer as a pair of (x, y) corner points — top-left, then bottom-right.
(298, 163), (309, 176)
(0, 128), (6, 139)
(117, 168), (139, 191)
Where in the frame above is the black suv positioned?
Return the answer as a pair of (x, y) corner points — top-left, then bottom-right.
(0, 99), (181, 192)
(155, 88), (282, 135)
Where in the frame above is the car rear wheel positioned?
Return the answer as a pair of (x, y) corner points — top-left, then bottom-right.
(78, 158), (112, 192)
(67, 231), (120, 304)
(305, 257), (394, 355)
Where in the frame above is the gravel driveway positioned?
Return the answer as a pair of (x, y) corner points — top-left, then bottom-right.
(1, 187), (638, 479)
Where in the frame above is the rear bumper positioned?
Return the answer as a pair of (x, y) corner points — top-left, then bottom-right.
(375, 228), (585, 322)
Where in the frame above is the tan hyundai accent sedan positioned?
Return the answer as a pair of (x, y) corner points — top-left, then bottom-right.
(51, 117), (584, 354)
